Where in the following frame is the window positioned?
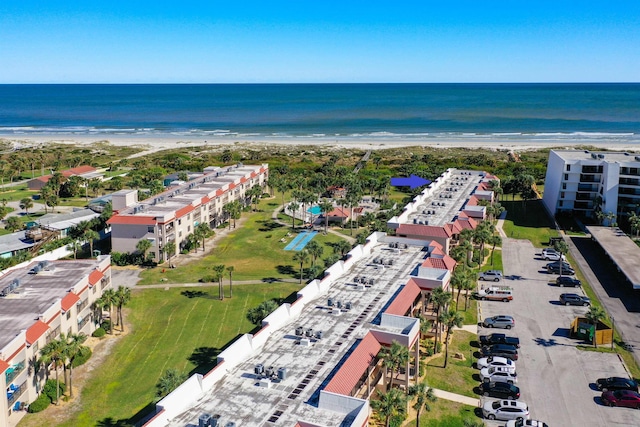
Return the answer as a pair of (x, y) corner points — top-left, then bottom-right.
(562, 183), (567, 190)
(564, 174), (569, 180)
(566, 164), (571, 171)
(32, 342), (39, 353)
(187, 226), (191, 232)
(560, 192), (565, 198)
(66, 311), (71, 320)
(559, 200), (564, 207)
(178, 219), (182, 225)
(147, 226), (154, 233)
(179, 231), (183, 237)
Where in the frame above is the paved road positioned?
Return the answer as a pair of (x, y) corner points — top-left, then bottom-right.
(480, 237), (637, 427)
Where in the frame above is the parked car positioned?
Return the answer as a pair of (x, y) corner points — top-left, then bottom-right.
(482, 399), (530, 421)
(482, 315), (515, 329)
(480, 365), (518, 384)
(559, 293), (591, 306)
(479, 270), (503, 281)
(476, 286), (513, 302)
(476, 356), (516, 371)
(547, 265), (575, 275)
(545, 260), (572, 271)
(506, 420), (549, 427)
(601, 390), (640, 408)
(479, 381), (520, 399)
(479, 333), (520, 348)
(541, 249), (566, 261)
(596, 377), (639, 392)
(481, 344), (519, 361)
(556, 276), (581, 287)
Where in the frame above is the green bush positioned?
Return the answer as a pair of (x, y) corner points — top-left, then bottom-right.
(27, 393), (50, 413)
(43, 379), (66, 403)
(199, 275), (214, 283)
(101, 320), (112, 333)
(92, 327), (106, 338)
(71, 346), (92, 368)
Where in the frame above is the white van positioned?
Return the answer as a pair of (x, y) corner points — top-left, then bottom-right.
(477, 286), (513, 302)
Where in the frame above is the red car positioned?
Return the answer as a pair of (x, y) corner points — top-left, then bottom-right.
(601, 390), (640, 409)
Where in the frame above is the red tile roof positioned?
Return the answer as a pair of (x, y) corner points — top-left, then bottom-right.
(250, 171), (257, 178)
(229, 183), (236, 190)
(61, 292), (80, 312)
(466, 195), (479, 206)
(240, 177), (248, 183)
(89, 269), (104, 286)
(328, 207), (349, 218)
(66, 165), (97, 175)
(324, 332), (381, 396)
(107, 215), (157, 225)
(201, 196), (211, 204)
(385, 280), (422, 316)
(422, 255), (457, 271)
(216, 189), (224, 197)
(26, 320), (49, 345)
(0, 359), (9, 375)
(407, 276), (442, 291)
(175, 204), (195, 219)
(396, 224), (452, 239)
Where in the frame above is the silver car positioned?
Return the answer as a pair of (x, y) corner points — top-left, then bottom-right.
(477, 356), (516, 371)
(482, 399), (530, 421)
(482, 315), (515, 329)
(480, 366), (518, 384)
(479, 270), (503, 281)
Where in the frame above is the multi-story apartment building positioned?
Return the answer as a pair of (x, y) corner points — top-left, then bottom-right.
(543, 150), (640, 223)
(0, 256), (111, 425)
(108, 163), (268, 262)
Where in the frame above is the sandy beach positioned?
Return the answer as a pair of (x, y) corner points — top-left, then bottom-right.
(2, 133), (640, 158)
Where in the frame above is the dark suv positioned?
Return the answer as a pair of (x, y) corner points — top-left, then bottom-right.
(556, 276), (581, 287)
(547, 265), (575, 275)
(481, 344), (519, 361)
(596, 377), (639, 392)
(479, 381), (520, 400)
(559, 293), (590, 306)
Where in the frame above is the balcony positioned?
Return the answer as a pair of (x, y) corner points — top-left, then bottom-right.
(6, 381), (27, 406)
(581, 166), (603, 174)
(577, 184), (598, 192)
(4, 361), (25, 384)
(579, 174), (600, 183)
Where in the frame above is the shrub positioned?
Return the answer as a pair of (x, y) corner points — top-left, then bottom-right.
(101, 320), (112, 333)
(199, 275), (214, 283)
(71, 346), (92, 368)
(43, 379), (66, 403)
(27, 393), (50, 413)
(92, 327), (106, 338)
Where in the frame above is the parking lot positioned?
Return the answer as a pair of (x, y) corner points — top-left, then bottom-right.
(479, 237), (639, 427)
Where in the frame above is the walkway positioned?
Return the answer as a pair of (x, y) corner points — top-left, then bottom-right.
(432, 388), (480, 407)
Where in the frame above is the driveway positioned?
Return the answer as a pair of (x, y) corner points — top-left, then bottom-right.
(479, 237), (637, 426)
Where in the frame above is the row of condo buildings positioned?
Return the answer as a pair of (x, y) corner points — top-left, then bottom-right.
(138, 168), (496, 427)
(0, 256), (111, 426)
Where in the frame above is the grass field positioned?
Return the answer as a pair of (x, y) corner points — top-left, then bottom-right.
(18, 283), (301, 427)
(138, 198), (348, 284)
(425, 330), (477, 398)
(415, 399), (481, 426)
(501, 199), (559, 247)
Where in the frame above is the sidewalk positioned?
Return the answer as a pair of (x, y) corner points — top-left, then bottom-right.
(432, 388), (480, 407)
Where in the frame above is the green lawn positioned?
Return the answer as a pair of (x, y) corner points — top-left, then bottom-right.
(425, 330), (477, 398)
(501, 200), (559, 247)
(18, 283), (301, 427)
(415, 399), (481, 427)
(138, 198), (348, 284)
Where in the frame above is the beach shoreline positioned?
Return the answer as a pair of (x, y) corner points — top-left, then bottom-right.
(2, 133), (640, 157)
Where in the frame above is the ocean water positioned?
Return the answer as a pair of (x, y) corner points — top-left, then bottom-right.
(0, 83), (639, 144)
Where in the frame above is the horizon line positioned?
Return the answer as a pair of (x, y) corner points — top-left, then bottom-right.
(1, 81), (639, 85)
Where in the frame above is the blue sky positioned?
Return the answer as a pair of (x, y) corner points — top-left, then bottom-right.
(1, 1), (638, 83)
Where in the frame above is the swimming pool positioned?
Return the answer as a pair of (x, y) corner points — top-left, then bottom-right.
(307, 205), (322, 215)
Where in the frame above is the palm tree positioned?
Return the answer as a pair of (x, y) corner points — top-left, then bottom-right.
(629, 212), (640, 238)
(319, 199), (334, 234)
(431, 287), (452, 345)
(293, 250), (309, 284)
(194, 223), (212, 252)
(226, 266), (235, 298)
(488, 234), (502, 266)
(585, 306), (607, 348)
(39, 338), (65, 404)
(136, 238), (152, 262)
(114, 286), (131, 332)
(63, 333), (88, 398)
(370, 388), (407, 427)
(335, 239), (352, 256)
(554, 240), (569, 276)
(418, 315), (432, 339)
(164, 241), (176, 262)
(67, 240), (82, 259)
(408, 381), (437, 427)
(83, 229), (100, 257)
(380, 341), (409, 389)
(305, 240), (324, 267)
(19, 197), (34, 216)
(213, 264), (226, 300)
(451, 268), (472, 311)
(100, 288), (117, 334)
(439, 308), (464, 368)
(287, 201), (299, 230)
